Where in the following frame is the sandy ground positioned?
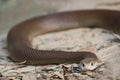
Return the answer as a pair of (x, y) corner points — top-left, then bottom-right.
(0, 0), (120, 80)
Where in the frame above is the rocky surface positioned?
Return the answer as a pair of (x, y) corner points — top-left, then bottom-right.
(0, 0), (120, 80)
(0, 28), (120, 80)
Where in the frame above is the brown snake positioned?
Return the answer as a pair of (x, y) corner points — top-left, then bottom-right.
(7, 9), (120, 71)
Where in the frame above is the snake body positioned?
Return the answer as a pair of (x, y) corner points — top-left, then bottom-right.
(7, 9), (120, 65)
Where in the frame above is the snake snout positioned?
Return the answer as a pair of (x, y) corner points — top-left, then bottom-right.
(79, 58), (100, 71)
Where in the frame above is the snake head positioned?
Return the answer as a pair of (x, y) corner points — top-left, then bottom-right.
(79, 58), (103, 71)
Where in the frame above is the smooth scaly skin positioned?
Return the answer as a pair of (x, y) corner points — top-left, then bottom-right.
(7, 9), (120, 65)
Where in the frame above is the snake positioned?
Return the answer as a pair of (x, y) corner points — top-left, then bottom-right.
(7, 9), (120, 71)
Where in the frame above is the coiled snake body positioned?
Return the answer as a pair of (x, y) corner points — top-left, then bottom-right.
(7, 10), (120, 71)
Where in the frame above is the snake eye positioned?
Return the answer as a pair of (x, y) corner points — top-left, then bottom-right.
(81, 63), (85, 67)
(91, 62), (94, 66)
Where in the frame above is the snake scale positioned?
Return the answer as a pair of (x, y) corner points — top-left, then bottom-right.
(7, 9), (120, 70)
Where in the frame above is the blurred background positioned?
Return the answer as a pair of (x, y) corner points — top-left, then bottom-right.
(0, 0), (120, 34)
